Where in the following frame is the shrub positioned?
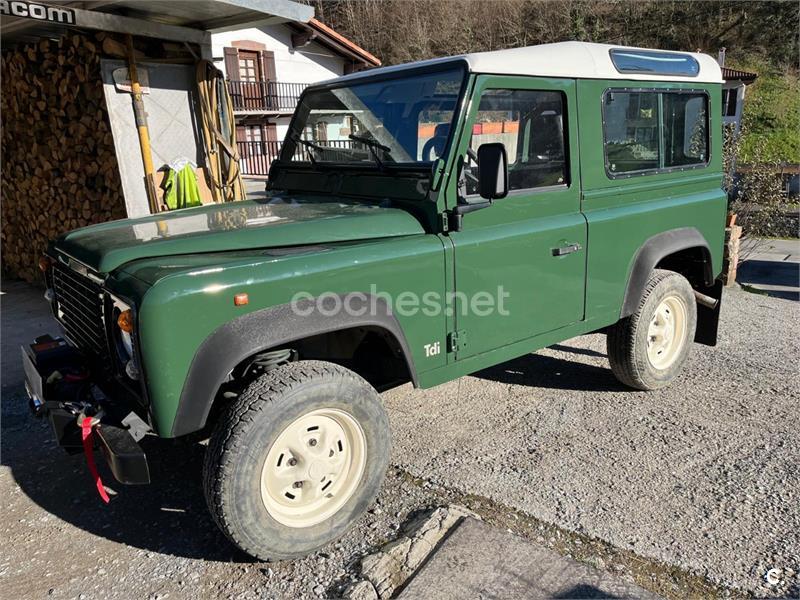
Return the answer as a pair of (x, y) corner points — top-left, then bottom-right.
(725, 123), (794, 242)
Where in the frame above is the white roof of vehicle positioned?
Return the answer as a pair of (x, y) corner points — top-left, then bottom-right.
(331, 41), (723, 85)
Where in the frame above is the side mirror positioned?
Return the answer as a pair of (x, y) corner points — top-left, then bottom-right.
(477, 142), (508, 200)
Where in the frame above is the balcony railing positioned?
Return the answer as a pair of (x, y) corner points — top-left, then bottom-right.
(227, 80), (308, 112)
(237, 139), (362, 176)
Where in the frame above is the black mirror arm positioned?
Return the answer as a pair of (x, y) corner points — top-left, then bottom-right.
(447, 199), (492, 233)
(453, 200), (492, 215)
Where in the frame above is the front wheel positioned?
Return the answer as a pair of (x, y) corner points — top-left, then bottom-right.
(607, 269), (697, 390)
(202, 360), (390, 561)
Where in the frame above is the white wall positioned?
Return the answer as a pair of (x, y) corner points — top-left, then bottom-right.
(211, 24), (344, 85)
(212, 24), (354, 175)
(101, 60), (203, 218)
(274, 116), (291, 142)
(722, 82), (746, 132)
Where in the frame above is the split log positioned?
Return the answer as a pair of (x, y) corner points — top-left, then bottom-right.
(1, 33), (127, 283)
(1, 32), (201, 282)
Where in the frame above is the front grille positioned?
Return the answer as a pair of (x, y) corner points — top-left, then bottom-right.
(51, 261), (108, 356)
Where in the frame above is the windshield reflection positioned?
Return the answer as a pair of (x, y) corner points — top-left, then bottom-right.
(285, 68), (464, 167)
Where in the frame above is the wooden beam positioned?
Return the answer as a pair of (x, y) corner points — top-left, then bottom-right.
(72, 7), (211, 44)
(204, 0), (313, 28)
(0, 4), (211, 45)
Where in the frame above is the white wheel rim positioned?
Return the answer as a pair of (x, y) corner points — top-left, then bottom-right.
(646, 295), (687, 370)
(260, 408), (366, 528)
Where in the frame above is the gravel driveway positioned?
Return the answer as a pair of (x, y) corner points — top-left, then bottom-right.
(2, 282), (798, 598)
(385, 287), (800, 596)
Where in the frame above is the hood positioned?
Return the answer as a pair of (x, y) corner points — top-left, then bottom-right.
(53, 198), (425, 274)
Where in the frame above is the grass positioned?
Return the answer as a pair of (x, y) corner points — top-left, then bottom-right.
(731, 56), (800, 164)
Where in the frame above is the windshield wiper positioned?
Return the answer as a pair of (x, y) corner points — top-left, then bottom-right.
(348, 133), (392, 171)
(290, 133), (326, 167)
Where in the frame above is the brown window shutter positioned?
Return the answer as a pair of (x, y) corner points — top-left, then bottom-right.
(265, 123), (278, 142)
(260, 50), (277, 82)
(223, 47), (240, 80)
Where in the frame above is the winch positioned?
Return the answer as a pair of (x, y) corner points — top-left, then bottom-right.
(22, 335), (151, 499)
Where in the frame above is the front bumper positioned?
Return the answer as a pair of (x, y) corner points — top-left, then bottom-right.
(22, 335), (150, 485)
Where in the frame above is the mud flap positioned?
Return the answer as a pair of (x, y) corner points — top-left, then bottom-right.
(695, 279), (723, 346)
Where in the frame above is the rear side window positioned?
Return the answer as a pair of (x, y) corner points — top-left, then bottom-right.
(603, 89), (709, 177)
(663, 93), (708, 167)
(603, 91), (660, 173)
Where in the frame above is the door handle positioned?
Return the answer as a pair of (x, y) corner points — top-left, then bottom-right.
(551, 242), (582, 257)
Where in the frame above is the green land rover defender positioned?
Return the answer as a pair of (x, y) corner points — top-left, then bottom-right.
(23, 42), (726, 560)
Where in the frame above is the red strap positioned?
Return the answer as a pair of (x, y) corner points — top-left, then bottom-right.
(81, 417), (110, 504)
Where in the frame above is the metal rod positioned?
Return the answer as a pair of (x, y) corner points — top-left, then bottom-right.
(694, 290), (719, 309)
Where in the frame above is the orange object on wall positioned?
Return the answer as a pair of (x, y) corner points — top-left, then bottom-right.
(482, 122), (503, 134)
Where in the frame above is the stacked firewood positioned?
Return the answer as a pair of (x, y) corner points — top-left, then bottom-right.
(1, 33), (126, 283)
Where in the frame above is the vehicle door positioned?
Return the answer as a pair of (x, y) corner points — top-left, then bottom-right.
(446, 76), (586, 359)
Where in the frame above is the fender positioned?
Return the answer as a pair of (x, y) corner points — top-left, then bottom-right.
(620, 227), (714, 318)
(171, 294), (417, 437)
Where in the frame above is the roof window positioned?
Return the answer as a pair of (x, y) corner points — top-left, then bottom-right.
(609, 49), (700, 77)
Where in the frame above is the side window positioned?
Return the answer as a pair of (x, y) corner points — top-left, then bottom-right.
(603, 91), (660, 174)
(664, 93), (708, 166)
(603, 89), (709, 176)
(464, 89), (567, 195)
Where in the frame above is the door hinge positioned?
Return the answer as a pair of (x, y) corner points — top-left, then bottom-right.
(447, 329), (467, 353)
(439, 212), (449, 232)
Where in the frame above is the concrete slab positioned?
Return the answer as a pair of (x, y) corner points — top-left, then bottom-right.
(741, 238), (800, 262)
(0, 280), (57, 396)
(398, 518), (660, 600)
(738, 238), (800, 300)
(244, 177), (268, 201)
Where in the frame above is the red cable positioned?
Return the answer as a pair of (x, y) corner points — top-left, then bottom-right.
(81, 417), (110, 504)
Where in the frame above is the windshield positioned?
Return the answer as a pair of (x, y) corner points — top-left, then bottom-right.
(283, 67), (465, 168)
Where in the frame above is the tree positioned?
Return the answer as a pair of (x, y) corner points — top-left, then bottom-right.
(313, 0), (799, 68)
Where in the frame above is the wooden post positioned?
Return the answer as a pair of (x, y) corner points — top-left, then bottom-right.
(722, 225), (742, 286)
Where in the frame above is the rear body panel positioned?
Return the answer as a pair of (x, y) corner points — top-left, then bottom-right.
(577, 79), (726, 323)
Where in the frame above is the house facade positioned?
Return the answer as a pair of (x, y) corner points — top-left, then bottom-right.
(212, 19), (380, 178)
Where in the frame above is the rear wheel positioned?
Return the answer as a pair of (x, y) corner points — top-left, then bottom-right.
(203, 360), (390, 560)
(607, 269), (697, 390)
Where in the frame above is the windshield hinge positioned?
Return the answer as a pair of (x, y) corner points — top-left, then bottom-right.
(439, 212), (449, 233)
(447, 329), (467, 354)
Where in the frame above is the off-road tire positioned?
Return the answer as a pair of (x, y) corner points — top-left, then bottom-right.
(202, 360), (390, 561)
(607, 269), (697, 390)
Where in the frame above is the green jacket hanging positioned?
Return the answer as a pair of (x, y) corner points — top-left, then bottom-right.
(163, 163), (202, 210)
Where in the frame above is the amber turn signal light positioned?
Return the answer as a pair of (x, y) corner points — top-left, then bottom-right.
(233, 293), (249, 306)
(38, 255), (52, 272)
(117, 309), (134, 333)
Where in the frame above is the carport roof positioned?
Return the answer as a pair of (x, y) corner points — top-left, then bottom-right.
(0, 0), (314, 45)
